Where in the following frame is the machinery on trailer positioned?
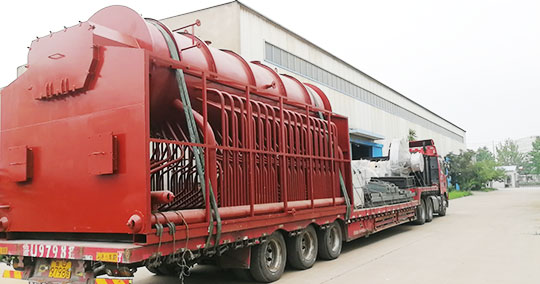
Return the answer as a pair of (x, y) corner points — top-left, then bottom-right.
(351, 138), (448, 224)
(0, 6), (448, 283)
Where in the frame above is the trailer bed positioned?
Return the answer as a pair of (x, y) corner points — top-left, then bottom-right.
(0, 199), (422, 265)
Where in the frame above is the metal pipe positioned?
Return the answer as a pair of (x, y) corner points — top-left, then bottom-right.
(151, 191), (175, 204)
(151, 197), (345, 226)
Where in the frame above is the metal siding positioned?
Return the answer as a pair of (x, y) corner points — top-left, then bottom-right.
(235, 5), (465, 156)
(264, 43), (464, 143)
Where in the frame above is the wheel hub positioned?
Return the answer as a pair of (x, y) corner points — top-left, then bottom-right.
(329, 226), (340, 252)
(300, 231), (315, 260)
(264, 239), (282, 273)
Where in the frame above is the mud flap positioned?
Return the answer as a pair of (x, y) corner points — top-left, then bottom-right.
(216, 247), (251, 269)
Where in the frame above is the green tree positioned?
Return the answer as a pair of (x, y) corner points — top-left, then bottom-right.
(476, 146), (495, 162)
(446, 149), (475, 189)
(528, 137), (540, 174)
(408, 129), (417, 141)
(472, 159), (505, 189)
(447, 149), (505, 191)
(496, 139), (524, 166)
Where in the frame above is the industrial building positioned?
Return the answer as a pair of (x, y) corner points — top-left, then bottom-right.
(0, 1), (466, 158)
(161, 1), (466, 157)
(516, 136), (539, 154)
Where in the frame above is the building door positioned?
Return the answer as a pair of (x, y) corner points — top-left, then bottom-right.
(350, 140), (383, 160)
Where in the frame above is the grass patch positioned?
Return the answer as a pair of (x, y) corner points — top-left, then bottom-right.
(449, 190), (473, 200)
(521, 182), (540, 187)
(477, 187), (497, 192)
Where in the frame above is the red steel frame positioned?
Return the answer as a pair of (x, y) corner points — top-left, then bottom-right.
(0, 6), (443, 274)
(142, 52), (352, 246)
(0, 46), (427, 265)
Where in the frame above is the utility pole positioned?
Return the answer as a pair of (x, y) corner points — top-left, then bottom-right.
(492, 140), (496, 159)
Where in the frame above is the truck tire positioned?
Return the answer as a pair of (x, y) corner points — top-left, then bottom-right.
(287, 225), (318, 269)
(250, 232), (287, 283)
(413, 198), (426, 225)
(438, 195), (447, 216)
(317, 221), (342, 260)
(425, 198), (434, 222)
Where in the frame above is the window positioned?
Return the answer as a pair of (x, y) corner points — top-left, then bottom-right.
(280, 50), (287, 68)
(301, 60), (307, 75)
(314, 64), (320, 80)
(265, 44), (272, 61)
(273, 46), (281, 65)
(287, 53), (294, 69)
(263, 42), (464, 143)
(338, 78), (344, 92)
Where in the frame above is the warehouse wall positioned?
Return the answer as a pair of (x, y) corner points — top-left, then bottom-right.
(162, 1), (466, 156)
(236, 4), (465, 156)
(161, 2), (241, 53)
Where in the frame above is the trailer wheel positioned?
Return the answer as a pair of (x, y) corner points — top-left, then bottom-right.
(250, 231), (286, 283)
(317, 221), (342, 260)
(425, 198), (434, 222)
(413, 198), (426, 225)
(287, 225), (318, 269)
(438, 195), (447, 216)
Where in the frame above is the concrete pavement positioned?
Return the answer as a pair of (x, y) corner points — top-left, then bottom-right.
(2, 187), (540, 283)
(134, 187), (540, 284)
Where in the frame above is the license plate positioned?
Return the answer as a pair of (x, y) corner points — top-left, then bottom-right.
(96, 252), (118, 262)
(48, 260), (72, 279)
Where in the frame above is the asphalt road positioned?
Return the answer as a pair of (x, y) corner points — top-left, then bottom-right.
(2, 187), (540, 283)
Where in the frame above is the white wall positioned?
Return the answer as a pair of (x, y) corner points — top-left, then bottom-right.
(275, 67), (463, 156)
(161, 2), (466, 156)
(516, 136), (538, 154)
(161, 2), (241, 53)
(237, 5), (465, 156)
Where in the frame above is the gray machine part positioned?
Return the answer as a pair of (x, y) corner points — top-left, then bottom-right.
(363, 180), (415, 208)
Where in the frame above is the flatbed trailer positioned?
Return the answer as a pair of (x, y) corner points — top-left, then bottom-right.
(0, 6), (448, 283)
(0, 187), (442, 283)
(0, 199), (420, 263)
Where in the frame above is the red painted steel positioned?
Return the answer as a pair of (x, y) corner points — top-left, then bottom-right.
(409, 139), (448, 197)
(0, 5), (350, 242)
(150, 191), (175, 204)
(1, 45), (150, 233)
(150, 198), (345, 226)
(0, 8), (446, 280)
(409, 139), (438, 156)
(0, 198), (417, 264)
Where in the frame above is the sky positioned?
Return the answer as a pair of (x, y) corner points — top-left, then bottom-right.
(1, 0), (539, 150)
